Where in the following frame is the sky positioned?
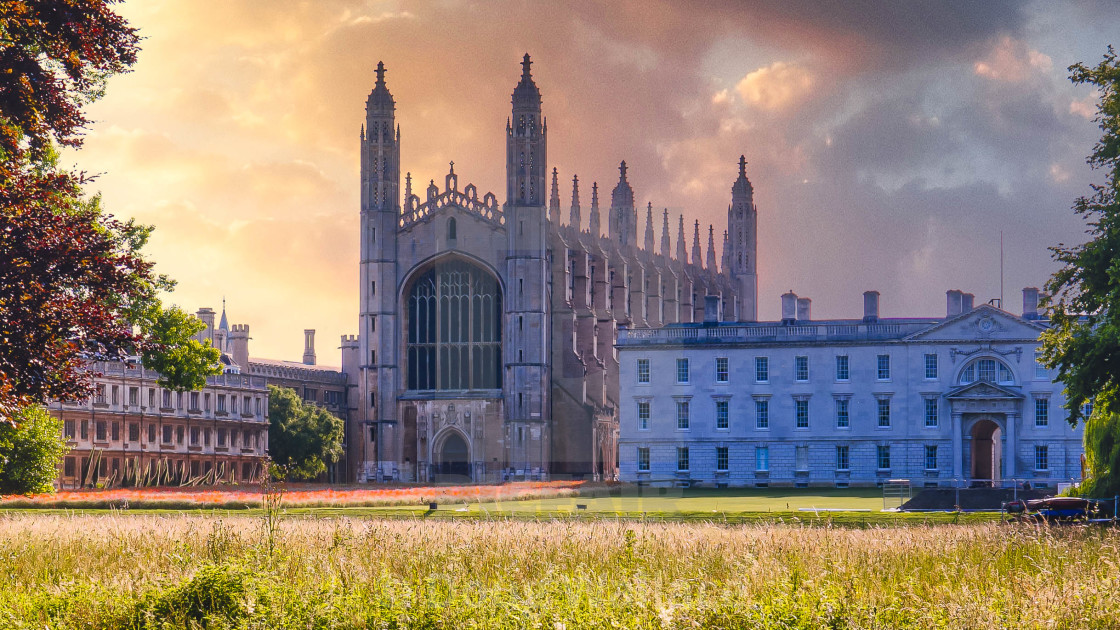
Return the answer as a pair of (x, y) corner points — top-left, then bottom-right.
(66, 0), (1118, 363)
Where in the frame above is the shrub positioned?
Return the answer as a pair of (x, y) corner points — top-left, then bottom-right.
(137, 563), (253, 628)
(0, 405), (68, 494)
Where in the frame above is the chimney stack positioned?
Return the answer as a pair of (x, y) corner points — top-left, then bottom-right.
(863, 290), (880, 322)
(703, 295), (721, 324)
(796, 297), (811, 322)
(229, 325), (250, 370)
(781, 291), (797, 324)
(962, 293), (975, 311)
(303, 329), (317, 365)
(1022, 287), (1040, 320)
(946, 290), (963, 318)
(195, 308), (216, 346)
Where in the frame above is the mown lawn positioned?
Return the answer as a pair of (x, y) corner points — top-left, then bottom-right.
(0, 513), (1117, 628)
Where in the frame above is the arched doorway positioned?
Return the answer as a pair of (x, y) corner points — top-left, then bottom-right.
(436, 432), (470, 481)
(970, 418), (1002, 485)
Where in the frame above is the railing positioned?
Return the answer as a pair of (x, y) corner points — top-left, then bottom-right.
(618, 321), (930, 344)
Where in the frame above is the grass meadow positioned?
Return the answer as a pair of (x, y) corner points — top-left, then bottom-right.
(2, 513), (1119, 629)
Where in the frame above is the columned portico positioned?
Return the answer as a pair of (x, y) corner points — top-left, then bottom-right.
(946, 380), (1024, 485)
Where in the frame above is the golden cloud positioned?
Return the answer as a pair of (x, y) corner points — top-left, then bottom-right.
(734, 62), (815, 111)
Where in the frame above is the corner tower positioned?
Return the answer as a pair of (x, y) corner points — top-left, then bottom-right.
(358, 61), (401, 477)
(726, 155), (758, 321)
(504, 54), (550, 474)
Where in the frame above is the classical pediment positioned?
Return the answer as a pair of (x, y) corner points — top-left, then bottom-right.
(946, 380), (1024, 400)
(904, 304), (1046, 342)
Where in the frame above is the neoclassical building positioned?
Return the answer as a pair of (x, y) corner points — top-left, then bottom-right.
(617, 289), (1083, 488)
(346, 56), (757, 482)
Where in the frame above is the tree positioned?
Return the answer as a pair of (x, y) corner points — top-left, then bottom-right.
(1040, 47), (1120, 496)
(0, 1), (220, 418)
(0, 405), (68, 494)
(266, 385), (344, 480)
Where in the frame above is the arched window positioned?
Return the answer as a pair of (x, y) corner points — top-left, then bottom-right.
(447, 217), (457, 241)
(406, 259), (502, 390)
(959, 357), (1014, 385)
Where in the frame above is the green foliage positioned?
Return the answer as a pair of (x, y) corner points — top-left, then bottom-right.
(1077, 410), (1120, 498)
(138, 305), (221, 392)
(0, 405), (68, 494)
(1041, 47), (1120, 427)
(267, 385), (344, 480)
(136, 563), (253, 628)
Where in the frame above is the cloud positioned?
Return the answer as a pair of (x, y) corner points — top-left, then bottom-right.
(734, 62), (816, 111)
(59, 0), (1113, 358)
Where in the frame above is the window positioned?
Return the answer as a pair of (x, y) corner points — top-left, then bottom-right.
(925, 353), (938, 379)
(716, 446), (729, 471)
(755, 399), (769, 429)
(755, 446), (769, 472)
(128, 387), (138, 407)
(128, 423), (140, 442)
(94, 384), (106, 404)
(162, 390), (172, 409)
(877, 354), (891, 380)
(217, 395), (226, 413)
(715, 400), (729, 429)
(836, 445), (850, 471)
(795, 356), (809, 381)
(1035, 351), (1048, 379)
(795, 445), (809, 471)
(959, 358), (1014, 385)
(406, 259), (502, 390)
(1035, 398), (1049, 427)
(218, 428), (227, 447)
(204, 428), (211, 446)
(795, 399), (809, 428)
(676, 358), (689, 384)
(148, 388), (155, 408)
(637, 401), (650, 430)
(676, 447), (689, 471)
(176, 426), (184, 444)
(189, 392), (200, 411)
(95, 421), (106, 442)
(716, 357), (729, 383)
(80, 420), (88, 440)
(835, 355), (849, 381)
(755, 357), (769, 383)
(925, 398), (938, 427)
(877, 398), (891, 428)
(190, 427), (200, 446)
(637, 447), (650, 471)
(877, 445), (891, 470)
(231, 396), (238, 415)
(64, 457), (75, 477)
(111, 385), (119, 405)
(447, 217), (457, 240)
(162, 425), (173, 444)
(637, 359), (650, 384)
(148, 424), (156, 443)
(111, 422), (119, 441)
(676, 399), (690, 430)
(1035, 445), (1049, 471)
(63, 420), (74, 439)
(925, 445), (938, 470)
(835, 398), (850, 428)
(204, 393), (211, 412)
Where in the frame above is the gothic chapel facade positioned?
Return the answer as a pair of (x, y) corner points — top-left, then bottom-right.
(345, 56), (756, 482)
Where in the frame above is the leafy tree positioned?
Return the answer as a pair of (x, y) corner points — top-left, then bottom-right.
(0, 405), (68, 494)
(1040, 47), (1120, 496)
(0, 0), (220, 418)
(266, 385), (344, 480)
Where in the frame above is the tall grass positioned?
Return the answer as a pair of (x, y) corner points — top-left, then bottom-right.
(1, 514), (1119, 628)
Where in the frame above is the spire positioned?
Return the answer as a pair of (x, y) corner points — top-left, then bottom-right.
(365, 60), (395, 113)
(706, 224), (718, 271)
(644, 202), (655, 251)
(732, 154), (754, 199)
(722, 230), (730, 273)
(360, 124), (365, 141)
(676, 214), (687, 262)
(570, 174), (581, 230)
(610, 160), (636, 247)
(512, 52), (541, 108)
(549, 167), (561, 223)
(692, 219), (702, 266)
(660, 208), (671, 257)
(219, 297), (229, 333)
(589, 182), (601, 237)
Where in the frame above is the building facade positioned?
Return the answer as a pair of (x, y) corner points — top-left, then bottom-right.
(347, 56), (756, 482)
(617, 289), (1083, 488)
(49, 360), (269, 488)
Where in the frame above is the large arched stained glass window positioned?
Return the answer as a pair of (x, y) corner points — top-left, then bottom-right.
(407, 259), (502, 390)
